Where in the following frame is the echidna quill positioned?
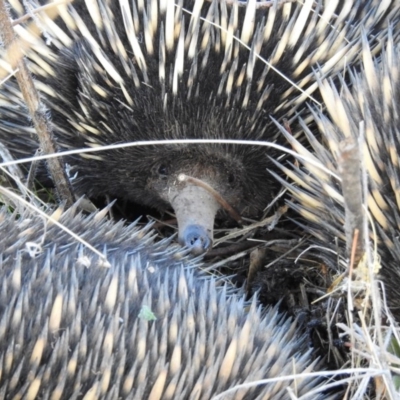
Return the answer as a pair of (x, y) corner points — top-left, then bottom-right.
(270, 30), (400, 322)
(1, 0), (399, 254)
(0, 205), (330, 399)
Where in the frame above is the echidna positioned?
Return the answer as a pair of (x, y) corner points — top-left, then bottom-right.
(270, 29), (400, 322)
(0, 204), (330, 399)
(1, 0), (399, 254)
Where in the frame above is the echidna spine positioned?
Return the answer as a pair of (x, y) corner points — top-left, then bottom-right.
(271, 28), (400, 321)
(0, 204), (329, 399)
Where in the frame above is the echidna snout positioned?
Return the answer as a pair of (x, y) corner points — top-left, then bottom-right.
(168, 184), (219, 254)
(145, 150), (246, 254)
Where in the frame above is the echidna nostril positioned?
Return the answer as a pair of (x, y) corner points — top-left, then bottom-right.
(183, 225), (212, 255)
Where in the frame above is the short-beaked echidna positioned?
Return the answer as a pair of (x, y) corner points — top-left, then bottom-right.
(270, 30), (400, 322)
(1, 0), (399, 254)
(0, 205), (330, 399)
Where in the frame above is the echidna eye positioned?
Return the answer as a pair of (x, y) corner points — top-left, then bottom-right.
(228, 173), (235, 184)
(158, 164), (168, 176)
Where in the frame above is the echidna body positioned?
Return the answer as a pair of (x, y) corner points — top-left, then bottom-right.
(0, 205), (329, 399)
(272, 30), (400, 321)
(1, 0), (399, 253)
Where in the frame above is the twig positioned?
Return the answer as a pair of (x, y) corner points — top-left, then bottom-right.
(178, 173), (242, 224)
(12, 0), (72, 25)
(338, 137), (365, 267)
(206, 0), (297, 9)
(205, 239), (260, 259)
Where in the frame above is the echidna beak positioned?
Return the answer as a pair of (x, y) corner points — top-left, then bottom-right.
(168, 185), (220, 255)
(182, 225), (212, 255)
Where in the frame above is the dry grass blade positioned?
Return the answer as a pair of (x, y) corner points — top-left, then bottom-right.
(178, 173), (243, 224)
